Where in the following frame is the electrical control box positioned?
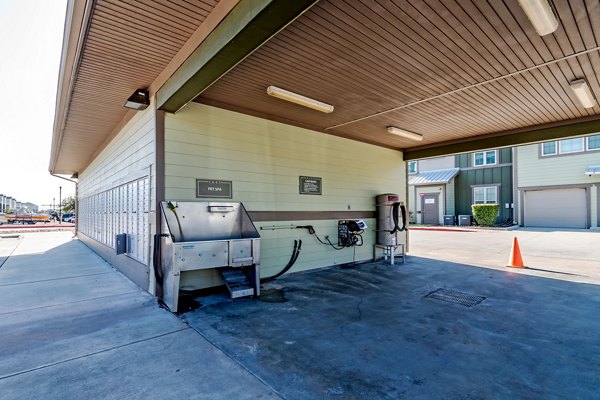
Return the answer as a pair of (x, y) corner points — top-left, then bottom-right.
(337, 220), (366, 247)
(115, 233), (127, 255)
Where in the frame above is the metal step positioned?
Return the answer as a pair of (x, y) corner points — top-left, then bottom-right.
(220, 268), (254, 299)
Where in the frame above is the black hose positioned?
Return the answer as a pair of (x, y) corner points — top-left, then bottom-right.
(399, 204), (408, 231)
(391, 202), (400, 234)
(261, 239), (302, 283)
(152, 233), (170, 299)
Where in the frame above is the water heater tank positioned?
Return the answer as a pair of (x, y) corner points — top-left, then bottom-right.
(375, 193), (403, 246)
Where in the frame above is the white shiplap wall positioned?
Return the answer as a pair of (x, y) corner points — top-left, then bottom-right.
(165, 103), (405, 284)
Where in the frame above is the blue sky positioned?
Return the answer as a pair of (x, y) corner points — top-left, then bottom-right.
(0, 0), (74, 208)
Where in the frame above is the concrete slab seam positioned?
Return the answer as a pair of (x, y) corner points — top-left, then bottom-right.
(0, 272), (114, 288)
(0, 327), (191, 381)
(0, 236), (23, 269)
(0, 290), (142, 317)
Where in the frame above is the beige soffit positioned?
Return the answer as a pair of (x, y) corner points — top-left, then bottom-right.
(50, 0), (238, 175)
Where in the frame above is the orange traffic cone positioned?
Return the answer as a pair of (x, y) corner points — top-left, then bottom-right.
(506, 237), (526, 268)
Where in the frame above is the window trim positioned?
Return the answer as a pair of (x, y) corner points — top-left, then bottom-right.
(558, 137), (585, 154)
(472, 185), (499, 205)
(473, 150), (497, 167)
(540, 134), (600, 157)
(586, 135), (600, 151)
(541, 141), (557, 156)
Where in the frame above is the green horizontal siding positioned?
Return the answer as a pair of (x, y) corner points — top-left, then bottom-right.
(165, 103), (406, 287)
(517, 144), (600, 186)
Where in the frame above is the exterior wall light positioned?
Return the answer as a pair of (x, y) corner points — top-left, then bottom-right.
(387, 126), (423, 141)
(570, 79), (597, 109)
(266, 86), (334, 113)
(123, 88), (150, 110)
(517, 0), (559, 36)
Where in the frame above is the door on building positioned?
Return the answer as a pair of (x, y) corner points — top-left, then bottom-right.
(422, 194), (439, 225)
(524, 188), (587, 229)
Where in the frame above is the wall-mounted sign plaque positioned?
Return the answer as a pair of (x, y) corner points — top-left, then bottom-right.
(299, 176), (322, 195)
(196, 179), (232, 198)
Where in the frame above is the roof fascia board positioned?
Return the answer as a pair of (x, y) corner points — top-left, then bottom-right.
(49, 0), (95, 173)
(404, 117), (600, 160)
(156, 0), (319, 113)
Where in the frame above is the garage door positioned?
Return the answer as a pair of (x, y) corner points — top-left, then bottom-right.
(524, 188), (587, 229)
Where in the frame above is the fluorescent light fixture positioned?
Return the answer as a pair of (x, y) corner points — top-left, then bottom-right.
(517, 0), (558, 36)
(570, 79), (596, 109)
(387, 126), (423, 141)
(266, 86), (334, 113)
(123, 88), (150, 110)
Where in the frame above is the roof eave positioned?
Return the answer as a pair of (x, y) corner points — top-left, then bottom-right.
(49, 0), (93, 175)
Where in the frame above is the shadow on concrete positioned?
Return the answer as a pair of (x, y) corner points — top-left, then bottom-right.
(183, 256), (600, 400)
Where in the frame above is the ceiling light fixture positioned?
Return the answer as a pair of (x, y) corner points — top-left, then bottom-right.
(123, 88), (150, 110)
(570, 79), (597, 109)
(266, 86), (334, 113)
(387, 126), (423, 141)
(517, 0), (559, 36)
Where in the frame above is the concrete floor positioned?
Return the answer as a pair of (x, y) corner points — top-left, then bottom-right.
(0, 232), (278, 400)
(184, 250), (600, 399)
(2, 230), (599, 399)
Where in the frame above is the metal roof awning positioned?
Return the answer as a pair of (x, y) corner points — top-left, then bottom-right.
(585, 165), (600, 175)
(409, 168), (460, 186)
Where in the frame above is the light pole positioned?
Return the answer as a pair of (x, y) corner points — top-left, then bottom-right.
(59, 186), (62, 224)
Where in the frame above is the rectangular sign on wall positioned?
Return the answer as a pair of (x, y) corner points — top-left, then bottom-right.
(196, 179), (233, 198)
(299, 176), (322, 195)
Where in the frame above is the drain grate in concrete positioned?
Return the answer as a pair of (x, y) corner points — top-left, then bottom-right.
(425, 288), (485, 307)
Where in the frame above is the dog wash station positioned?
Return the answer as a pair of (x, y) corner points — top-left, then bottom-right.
(157, 201), (261, 312)
(154, 195), (407, 312)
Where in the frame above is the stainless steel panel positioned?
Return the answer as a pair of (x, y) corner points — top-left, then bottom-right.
(160, 202), (260, 243)
(229, 239), (254, 267)
(376, 193), (400, 246)
(158, 201), (261, 311)
(175, 241), (229, 271)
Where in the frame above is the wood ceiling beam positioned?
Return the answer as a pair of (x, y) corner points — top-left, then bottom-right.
(403, 116), (600, 160)
(156, 0), (319, 113)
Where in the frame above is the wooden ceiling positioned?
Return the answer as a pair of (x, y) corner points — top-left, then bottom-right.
(53, 0), (219, 173)
(53, 0), (600, 173)
(197, 0), (600, 152)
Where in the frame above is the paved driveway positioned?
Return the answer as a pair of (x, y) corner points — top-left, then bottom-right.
(408, 227), (600, 283)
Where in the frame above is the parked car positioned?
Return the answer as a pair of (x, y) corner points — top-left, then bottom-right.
(0, 212), (6, 225)
(62, 213), (76, 223)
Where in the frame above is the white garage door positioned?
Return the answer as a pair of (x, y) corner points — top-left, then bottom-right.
(524, 188), (587, 229)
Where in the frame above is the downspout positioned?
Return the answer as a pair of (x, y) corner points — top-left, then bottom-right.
(50, 173), (78, 233)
